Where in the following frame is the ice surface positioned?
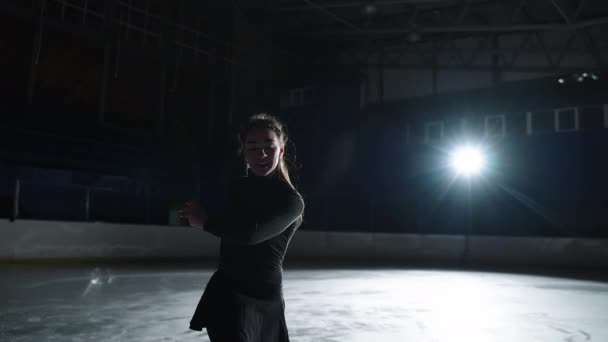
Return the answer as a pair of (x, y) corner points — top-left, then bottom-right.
(1, 264), (607, 341)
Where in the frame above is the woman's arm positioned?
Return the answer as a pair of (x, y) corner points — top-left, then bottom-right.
(204, 193), (304, 245)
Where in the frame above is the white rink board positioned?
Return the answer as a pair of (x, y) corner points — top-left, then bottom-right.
(1, 219), (608, 267)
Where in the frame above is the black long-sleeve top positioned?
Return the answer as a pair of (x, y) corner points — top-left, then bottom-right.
(203, 174), (304, 295)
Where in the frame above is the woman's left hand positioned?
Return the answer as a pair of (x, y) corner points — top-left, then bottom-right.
(178, 201), (208, 229)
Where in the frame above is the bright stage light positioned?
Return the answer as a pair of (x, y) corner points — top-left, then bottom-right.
(450, 145), (485, 176)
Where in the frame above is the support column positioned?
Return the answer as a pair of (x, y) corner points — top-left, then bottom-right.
(492, 34), (502, 85)
(432, 42), (439, 95)
(98, 0), (115, 124)
(158, 2), (170, 136)
(12, 179), (20, 221)
(228, 0), (238, 126)
(85, 188), (91, 220)
(207, 3), (217, 145)
(360, 74), (368, 109)
(378, 52), (384, 103)
(526, 112), (533, 135)
(26, 0), (46, 112)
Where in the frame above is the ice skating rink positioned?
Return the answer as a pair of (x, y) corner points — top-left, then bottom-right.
(2, 263), (608, 342)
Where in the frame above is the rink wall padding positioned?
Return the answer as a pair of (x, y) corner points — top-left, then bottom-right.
(0, 219), (219, 260)
(1, 219), (608, 267)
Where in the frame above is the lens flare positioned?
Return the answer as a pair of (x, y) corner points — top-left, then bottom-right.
(450, 146), (485, 176)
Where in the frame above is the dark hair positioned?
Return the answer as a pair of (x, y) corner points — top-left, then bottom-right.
(237, 113), (305, 225)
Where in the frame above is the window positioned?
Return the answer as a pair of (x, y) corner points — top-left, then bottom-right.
(507, 112), (527, 136)
(554, 107), (579, 132)
(444, 118), (466, 139)
(461, 116), (483, 138)
(484, 115), (506, 138)
(530, 110), (554, 133)
(290, 88), (304, 106)
(578, 105), (603, 129)
(424, 121), (444, 144)
(303, 88), (314, 104)
(280, 87), (316, 108)
(526, 112), (533, 135)
(280, 91), (289, 108)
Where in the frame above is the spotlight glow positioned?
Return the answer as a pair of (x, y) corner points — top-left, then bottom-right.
(450, 146), (485, 176)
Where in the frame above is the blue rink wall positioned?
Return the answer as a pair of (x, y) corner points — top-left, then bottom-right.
(1, 219), (607, 268)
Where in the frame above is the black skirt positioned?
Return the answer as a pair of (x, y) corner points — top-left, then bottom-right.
(189, 270), (290, 342)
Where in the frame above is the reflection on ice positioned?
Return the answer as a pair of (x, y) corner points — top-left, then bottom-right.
(82, 267), (114, 297)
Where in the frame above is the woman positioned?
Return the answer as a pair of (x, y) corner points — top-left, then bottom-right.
(180, 113), (305, 341)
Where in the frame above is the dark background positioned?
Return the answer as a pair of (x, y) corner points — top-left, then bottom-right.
(1, 0), (607, 237)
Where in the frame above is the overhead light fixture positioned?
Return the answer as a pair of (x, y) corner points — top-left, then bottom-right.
(362, 2), (377, 16)
(450, 145), (486, 177)
(568, 72), (600, 83)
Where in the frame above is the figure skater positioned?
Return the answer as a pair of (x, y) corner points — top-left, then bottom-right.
(180, 113), (305, 341)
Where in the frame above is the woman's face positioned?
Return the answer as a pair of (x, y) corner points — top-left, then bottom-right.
(245, 127), (284, 177)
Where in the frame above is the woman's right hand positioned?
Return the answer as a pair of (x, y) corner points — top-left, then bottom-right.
(178, 201), (208, 229)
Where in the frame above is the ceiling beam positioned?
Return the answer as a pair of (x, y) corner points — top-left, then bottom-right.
(509, 0), (529, 23)
(301, 0), (362, 31)
(549, 0), (572, 25)
(287, 16), (608, 35)
(574, 0), (587, 21)
(278, 0), (473, 11)
(353, 62), (603, 73)
(579, 28), (606, 68)
(456, 0), (472, 25)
